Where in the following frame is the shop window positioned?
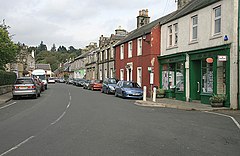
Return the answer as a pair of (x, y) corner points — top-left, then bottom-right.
(202, 61), (213, 93)
(217, 61), (226, 94)
(176, 62), (184, 91)
(161, 64), (176, 90)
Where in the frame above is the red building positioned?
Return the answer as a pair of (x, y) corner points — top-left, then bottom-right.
(114, 9), (171, 96)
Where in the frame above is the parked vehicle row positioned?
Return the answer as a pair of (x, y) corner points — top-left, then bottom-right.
(65, 77), (143, 100)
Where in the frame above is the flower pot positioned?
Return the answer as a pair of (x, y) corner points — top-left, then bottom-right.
(210, 102), (223, 107)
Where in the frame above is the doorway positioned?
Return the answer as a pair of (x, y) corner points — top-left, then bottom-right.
(190, 60), (201, 101)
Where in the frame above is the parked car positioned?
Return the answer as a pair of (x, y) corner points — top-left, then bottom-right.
(72, 78), (79, 86)
(89, 80), (102, 91)
(12, 77), (41, 99)
(48, 77), (56, 84)
(83, 80), (91, 89)
(76, 79), (86, 87)
(66, 78), (74, 84)
(101, 78), (117, 94)
(59, 78), (65, 83)
(115, 81), (143, 99)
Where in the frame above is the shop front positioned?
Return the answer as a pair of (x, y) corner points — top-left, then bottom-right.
(189, 45), (230, 107)
(159, 53), (186, 101)
(158, 45), (230, 107)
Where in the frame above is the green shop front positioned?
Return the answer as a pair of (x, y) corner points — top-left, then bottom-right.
(158, 53), (186, 101)
(158, 45), (230, 107)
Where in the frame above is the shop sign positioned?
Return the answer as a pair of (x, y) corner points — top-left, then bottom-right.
(206, 58), (213, 63)
(150, 73), (154, 85)
(218, 55), (227, 62)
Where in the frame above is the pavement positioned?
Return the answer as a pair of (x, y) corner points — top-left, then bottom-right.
(0, 92), (12, 106)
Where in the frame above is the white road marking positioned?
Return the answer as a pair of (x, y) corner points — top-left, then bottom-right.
(67, 102), (71, 108)
(205, 111), (240, 130)
(0, 136), (35, 156)
(0, 102), (17, 110)
(51, 111), (66, 125)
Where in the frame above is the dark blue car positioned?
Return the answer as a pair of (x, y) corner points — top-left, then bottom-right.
(115, 81), (143, 99)
(101, 78), (117, 94)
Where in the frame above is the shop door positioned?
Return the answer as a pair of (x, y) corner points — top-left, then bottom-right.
(191, 60), (201, 100)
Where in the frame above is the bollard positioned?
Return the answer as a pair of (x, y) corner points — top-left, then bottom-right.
(143, 86), (147, 101)
(153, 87), (156, 102)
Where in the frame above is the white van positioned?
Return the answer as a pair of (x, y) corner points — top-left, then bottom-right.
(32, 69), (48, 89)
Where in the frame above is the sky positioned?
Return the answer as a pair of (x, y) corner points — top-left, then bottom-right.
(0, 0), (177, 50)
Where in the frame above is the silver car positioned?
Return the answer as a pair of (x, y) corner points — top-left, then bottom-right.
(12, 77), (41, 99)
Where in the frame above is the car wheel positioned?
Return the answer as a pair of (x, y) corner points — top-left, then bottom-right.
(33, 93), (38, 99)
(13, 95), (18, 100)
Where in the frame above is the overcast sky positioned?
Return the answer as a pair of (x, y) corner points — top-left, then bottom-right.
(0, 0), (177, 49)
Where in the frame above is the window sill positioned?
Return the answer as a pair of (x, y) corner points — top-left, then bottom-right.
(166, 45), (178, 50)
(210, 34), (222, 40)
(189, 40), (198, 45)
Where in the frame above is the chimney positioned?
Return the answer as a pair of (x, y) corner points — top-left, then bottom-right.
(137, 9), (150, 29)
(176, 0), (192, 9)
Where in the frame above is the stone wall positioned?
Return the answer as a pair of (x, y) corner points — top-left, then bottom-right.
(0, 85), (12, 95)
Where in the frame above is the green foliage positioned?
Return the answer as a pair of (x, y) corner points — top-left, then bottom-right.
(209, 94), (226, 103)
(0, 70), (17, 86)
(0, 26), (19, 70)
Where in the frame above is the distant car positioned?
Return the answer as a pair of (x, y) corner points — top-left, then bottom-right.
(66, 78), (74, 84)
(101, 78), (117, 94)
(59, 78), (65, 83)
(48, 77), (56, 84)
(83, 80), (91, 89)
(12, 77), (41, 99)
(76, 79), (86, 87)
(89, 80), (102, 91)
(115, 81), (143, 99)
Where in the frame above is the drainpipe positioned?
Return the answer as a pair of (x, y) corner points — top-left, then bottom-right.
(238, 0), (240, 109)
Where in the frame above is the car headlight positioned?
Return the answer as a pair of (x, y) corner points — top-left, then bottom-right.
(109, 86), (115, 90)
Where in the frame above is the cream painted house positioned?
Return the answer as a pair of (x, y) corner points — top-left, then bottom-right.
(158, 0), (239, 109)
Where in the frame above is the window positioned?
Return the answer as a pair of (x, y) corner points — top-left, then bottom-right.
(100, 52), (102, 61)
(110, 68), (113, 78)
(217, 61), (226, 94)
(128, 41), (132, 58)
(120, 44), (124, 60)
(202, 61), (213, 93)
(110, 48), (114, 59)
(105, 50), (108, 60)
(176, 62), (184, 92)
(137, 38), (142, 56)
(167, 23), (178, 48)
(174, 24), (178, 45)
(213, 6), (221, 35)
(137, 67), (142, 87)
(168, 25), (173, 47)
(191, 15), (198, 41)
(120, 69), (124, 80)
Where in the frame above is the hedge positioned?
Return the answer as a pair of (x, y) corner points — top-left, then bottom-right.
(0, 70), (17, 86)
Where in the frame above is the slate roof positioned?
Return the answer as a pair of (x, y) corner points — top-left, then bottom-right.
(36, 64), (51, 70)
(115, 0), (221, 46)
(163, 0), (221, 24)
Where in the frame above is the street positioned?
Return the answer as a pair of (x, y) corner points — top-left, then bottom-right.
(0, 83), (239, 156)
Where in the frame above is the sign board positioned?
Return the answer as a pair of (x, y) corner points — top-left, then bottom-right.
(148, 67), (152, 72)
(150, 73), (154, 85)
(218, 55), (227, 62)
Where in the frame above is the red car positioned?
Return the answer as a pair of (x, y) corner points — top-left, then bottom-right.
(89, 80), (102, 91)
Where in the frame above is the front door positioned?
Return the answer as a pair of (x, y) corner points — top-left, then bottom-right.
(190, 60), (201, 100)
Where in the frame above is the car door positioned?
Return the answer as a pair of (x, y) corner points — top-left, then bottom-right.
(115, 81), (121, 95)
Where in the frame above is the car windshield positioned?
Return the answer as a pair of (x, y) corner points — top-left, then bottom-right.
(15, 79), (33, 84)
(108, 79), (117, 84)
(123, 82), (140, 88)
(37, 75), (46, 81)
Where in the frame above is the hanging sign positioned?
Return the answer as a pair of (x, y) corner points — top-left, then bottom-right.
(206, 58), (213, 63)
(150, 73), (154, 85)
(218, 55), (227, 62)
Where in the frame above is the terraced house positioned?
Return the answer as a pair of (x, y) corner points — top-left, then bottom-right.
(158, 0), (239, 109)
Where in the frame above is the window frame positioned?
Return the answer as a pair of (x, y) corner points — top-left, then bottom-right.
(128, 41), (133, 58)
(191, 15), (198, 42)
(120, 44), (124, 60)
(212, 5), (221, 36)
(137, 37), (142, 56)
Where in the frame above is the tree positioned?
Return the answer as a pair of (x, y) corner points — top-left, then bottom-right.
(57, 46), (67, 52)
(0, 22), (19, 70)
(51, 44), (56, 52)
(37, 41), (47, 54)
